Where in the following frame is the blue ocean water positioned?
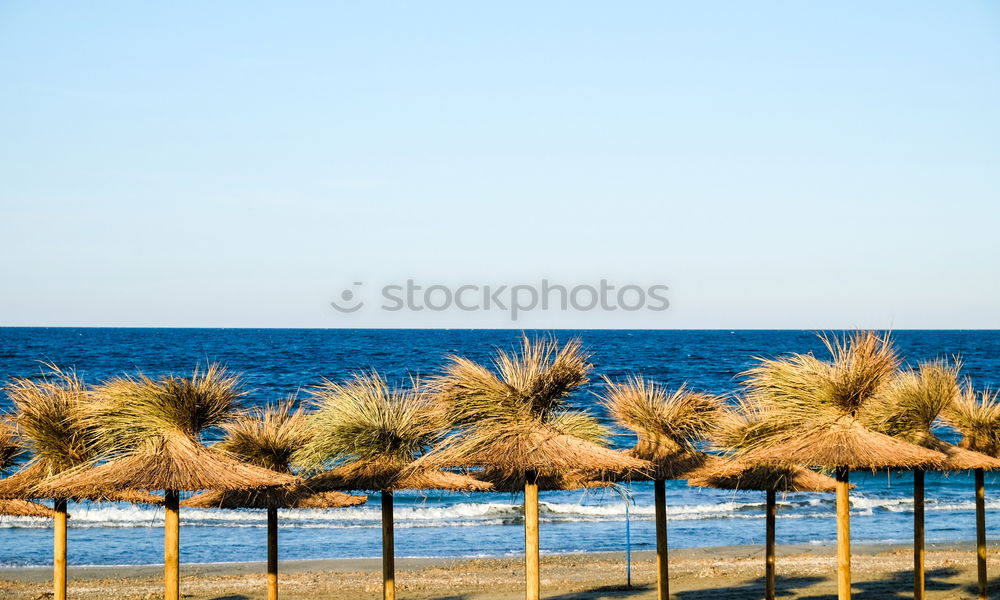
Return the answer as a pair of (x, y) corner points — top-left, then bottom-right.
(0, 328), (998, 567)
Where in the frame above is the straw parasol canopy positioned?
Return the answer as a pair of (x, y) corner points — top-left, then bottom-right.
(0, 423), (55, 518)
(419, 421), (647, 476)
(861, 358), (998, 600)
(41, 365), (296, 497)
(180, 400), (367, 600)
(942, 384), (1000, 600)
(600, 375), (722, 480)
(421, 336), (648, 600)
(37, 365), (294, 600)
(730, 331), (946, 600)
(0, 498), (59, 518)
(306, 457), (491, 493)
(596, 375), (723, 600)
(293, 371), (491, 492)
(293, 371), (490, 600)
(687, 456), (839, 493)
(183, 486), (367, 510)
(866, 359), (1000, 471)
(731, 332), (945, 471)
(944, 387), (1000, 458)
(478, 469), (614, 493)
(0, 420), (21, 472)
(182, 402), (371, 510)
(0, 365), (161, 502)
(687, 454), (841, 600)
(733, 415), (945, 470)
(39, 433), (294, 496)
(421, 337), (649, 476)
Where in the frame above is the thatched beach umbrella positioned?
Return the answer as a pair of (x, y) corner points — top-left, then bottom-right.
(0, 420), (59, 519)
(599, 376), (721, 600)
(293, 371), (491, 600)
(40, 366), (295, 600)
(182, 402), (368, 600)
(944, 386), (1000, 600)
(690, 402), (842, 600)
(866, 360), (1000, 600)
(0, 365), (161, 600)
(0, 498), (60, 518)
(733, 332), (945, 600)
(689, 457), (839, 600)
(422, 337), (649, 600)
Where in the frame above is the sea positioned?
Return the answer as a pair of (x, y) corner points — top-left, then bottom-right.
(0, 328), (998, 568)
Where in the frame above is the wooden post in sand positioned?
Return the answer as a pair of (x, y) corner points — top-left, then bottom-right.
(765, 489), (776, 600)
(914, 470), (925, 600)
(54, 498), (67, 600)
(654, 479), (669, 600)
(382, 490), (395, 600)
(165, 489), (180, 600)
(976, 468), (987, 600)
(267, 507), (278, 600)
(836, 467), (851, 600)
(525, 470), (540, 600)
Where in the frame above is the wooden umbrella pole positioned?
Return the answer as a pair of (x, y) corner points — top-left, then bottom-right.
(914, 470), (925, 600)
(165, 490), (180, 600)
(382, 490), (395, 600)
(653, 479), (668, 600)
(54, 497), (68, 600)
(267, 507), (278, 600)
(976, 468), (987, 600)
(525, 470), (540, 600)
(765, 489), (776, 600)
(836, 467), (851, 600)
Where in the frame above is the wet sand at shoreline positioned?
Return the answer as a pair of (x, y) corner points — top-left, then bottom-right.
(2, 543), (998, 599)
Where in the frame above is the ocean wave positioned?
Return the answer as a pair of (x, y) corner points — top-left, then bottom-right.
(2, 494), (999, 530)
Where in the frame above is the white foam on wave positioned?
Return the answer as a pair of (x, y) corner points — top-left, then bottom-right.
(3, 493), (996, 530)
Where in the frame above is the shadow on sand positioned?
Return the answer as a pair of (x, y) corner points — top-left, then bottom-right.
(797, 567), (961, 600)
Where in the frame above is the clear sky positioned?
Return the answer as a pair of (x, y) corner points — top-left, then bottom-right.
(1, 2), (998, 328)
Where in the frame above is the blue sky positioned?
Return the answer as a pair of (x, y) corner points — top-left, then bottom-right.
(1, 2), (998, 328)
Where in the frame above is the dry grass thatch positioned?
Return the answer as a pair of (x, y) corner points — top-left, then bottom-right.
(865, 359), (961, 438)
(182, 486), (368, 510)
(0, 499), (59, 518)
(944, 387), (1000, 458)
(294, 371), (442, 471)
(292, 371), (489, 491)
(423, 337), (644, 477)
(742, 331), (900, 428)
(732, 416), (945, 470)
(426, 336), (593, 429)
(687, 455), (840, 493)
(476, 469), (614, 493)
(0, 421), (22, 472)
(305, 457), (493, 492)
(37, 434), (296, 495)
(864, 359), (1000, 471)
(729, 331), (948, 470)
(0, 460), (164, 503)
(86, 364), (246, 455)
(600, 375), (721, 480)
(215, 400), (311, 474)
(4, 364), (98, 479)
(418, 422), (648, 476)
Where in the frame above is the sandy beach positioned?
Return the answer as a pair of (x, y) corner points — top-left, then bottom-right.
(1, 543), (997, 600)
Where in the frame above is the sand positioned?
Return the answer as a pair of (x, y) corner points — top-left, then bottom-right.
(1, 543), (998, 599)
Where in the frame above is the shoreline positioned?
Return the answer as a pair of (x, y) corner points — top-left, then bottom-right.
(1, 541), (997, 600)
(2, 541), (997, 578)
